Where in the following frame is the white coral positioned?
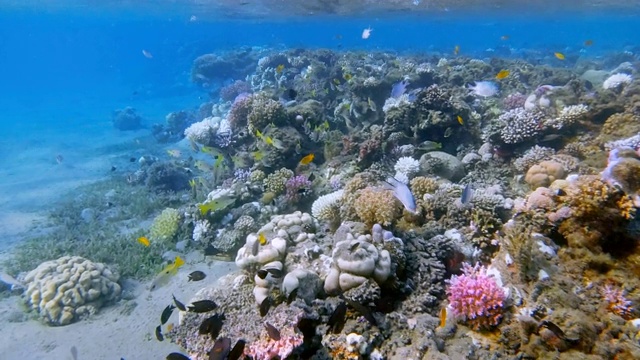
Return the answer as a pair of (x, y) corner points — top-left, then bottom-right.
(192, 219), (211, 242)
(183, 117), (220, 144)
(394, 156), (420, 179)
(311, 190), (344, 221)
(546, 104), (588, 129)
(382, 94), (411, 113)
(603, 73), (632, 90)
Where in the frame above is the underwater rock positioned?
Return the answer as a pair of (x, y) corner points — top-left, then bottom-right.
(419, 151), (465, 182)
(602, 147), (640, 206)
(111, 107), (143, 131)
(145, 162), (190, 192)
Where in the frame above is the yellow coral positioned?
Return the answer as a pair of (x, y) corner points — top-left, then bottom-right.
(598, 112), (640, 145)
(354, 187), (400, 227)
(410, 176), (439, 200)
(150, 208), (181, 242)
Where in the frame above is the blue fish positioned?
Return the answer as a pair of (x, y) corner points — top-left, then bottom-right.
(460, 183), (473, 205)
(384, 177), (417, 213)
(391, 80), (409, 99)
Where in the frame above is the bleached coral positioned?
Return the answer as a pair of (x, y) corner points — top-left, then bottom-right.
(546, 104), (588, 129)
(382, 93), (412, 113)
(183, 117), (220, 145)
(394, 156), (420, 180)
(192, 219), (211, 242)
(603, 73), (632, 90)
(469, 81), (498, 98)
(23, 256), (121, 326)
(311, 190), (344, 222)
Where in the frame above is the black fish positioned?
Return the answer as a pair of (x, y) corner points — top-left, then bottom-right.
(308, 173), (316, 182)
(189, 300), (218, 313)
(173, 294), (186, 311)
(258, 268), (282, 279)
(349, 242), (360, 251)
(111, 166), (117, 172)
(227, 340), (246, 360)
(155, 325), (164, 341)
(327, 302), (347, 334)
(208, 337), (231, 360)
(539, 320), (580, 343)
(286, 88), (297, 100)
(199, 313), (225, 339)
(257, 269), (268, 279)
(286, 288), (298, 304)
(584, 80), (593, 90)
(166, 353), (190, 360)
(204, 244), (222, 256)
(343, 297), (377, 327)
(259, 296), (272, 317)
(188, 271), (207, 282)
(264, 322), (281, 341)
(129, 157), (136, 162)
(161, 304), (175, 325)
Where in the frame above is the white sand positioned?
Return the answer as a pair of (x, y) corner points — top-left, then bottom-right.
(0, 261), (237, 360)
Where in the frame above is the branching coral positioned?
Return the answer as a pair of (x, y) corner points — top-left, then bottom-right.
(353, 187), (400, 227)
(150, 208), (182, 242)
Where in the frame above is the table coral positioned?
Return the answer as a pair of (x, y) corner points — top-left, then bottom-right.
(23, 256), (121, 326)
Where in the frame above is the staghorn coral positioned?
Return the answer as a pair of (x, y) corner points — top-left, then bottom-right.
(23, 256), (121, 326)
(513, 145), (555, 172)
(545, 104), (589, 129)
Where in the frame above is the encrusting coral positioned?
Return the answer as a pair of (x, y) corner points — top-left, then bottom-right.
(23, 256), (121, 326)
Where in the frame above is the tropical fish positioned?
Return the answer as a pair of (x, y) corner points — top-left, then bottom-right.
(417, 141), (442, 151)
(142, 49), (153, 59)
(167, 149), (181, 158)
(495, 69), (510, 79)
(204, 244), (222, 256)
(172, 294), (186, 311)
(137, 236), (150, 247)
(155, 325), (164, 341)
(457, 115), (464, 125)
(460, 183), (473, 205)
(258, 233), (268, 245)
(257, 268), (283, 279)
(500, 35), (510, 40)
(454, 45), (460, 55)
(343, 73), (352, 81)
(189, 179), (197, 189)
(264, 322), (281, 341)
(259, 296), (272, 317)
(343, 296), (377, 326)
(275, 64), (285, 74)
(150, 256), (185, 291)
(584, 39), (594, 46)
(362, 27), (373, 39)
(166, 323), (174, 332)
(208, 337), (231, 360)
(199, 313), (224, 338)
(189, 299), (218, 313)
(286, 288), (298, 304)
(189, 138), (200, 152)
(161, 304), (175, 325)
(55, 154), (64, 164)
(439, 307), (447, 328)
(198, 197), (236, 216)
(252, 150), (266, 162)
(299, 154), (315, 165)
(227, 340), (246, 360)
(166, 353), (190, 360)
(327, 302), (347, 334)
(188, 271), (206, 282)
(0, 271), (24, 291)
(194, 160), (212, 172)
(554, 52), (565, 60)
(384, 177), (417, 213)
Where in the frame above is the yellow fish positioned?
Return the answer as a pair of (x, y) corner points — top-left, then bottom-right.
(252, 150), (265, 161)
(495, 69), (510, 80)
(194, 160), (212, 172)
(256, 129), (263, 139)
(166, 323), (174, 332)
(137, 236), (150, 247)
(453, 45), (460, 55)
(276, 64), (285, 74)
(554, 52), (565, 60)
(258, 233), (267, 245)
(299, 153), (314, 165)
(197, 197), (236, 216)
(439, 307), (447, 328)
(457, 115), (464, 125)
(265, 136), (274, 146)
(189, 179), (197, 189)
(150, 256), (185, 291)
(343, 73), (352, 81)
(584, 39), (594, 47)
(167, 149), (182, 158)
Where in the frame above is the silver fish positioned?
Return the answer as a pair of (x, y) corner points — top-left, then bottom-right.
(0, 271), (23, 291)
(384, 177), (417, 213)
(460, 184), (473, 205)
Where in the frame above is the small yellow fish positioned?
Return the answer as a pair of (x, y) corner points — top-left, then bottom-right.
(453, 45), (460, 55)
(457, 115), (464, 125)
(150, 256), (185, 291)
(256, 129), (263, 139)
(252, 150), (265, 161)
(310, 89), (316, 97)
(554, 52), (565, 60)
(299, 153), (315, 165)
(333, 78), (341, 85)
(495, 69), (510, 80)
(166, 323), (174, 332)
(343, 73), (352, 81)
(194, 160), (212, 172)
(258, 233), (267, 245)
(276, 64), (285, 74)
(189, 179), (197, 189)
(197, 197), (236, 216)
(167, 149), (182, 158)
(265, 136), (274, 146)
(137, 236), (150, 247)
(439, 307), (447, 328)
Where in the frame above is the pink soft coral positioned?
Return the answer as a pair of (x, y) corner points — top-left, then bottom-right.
(446, 263), (507, 330)
(244, 333), (303, 360)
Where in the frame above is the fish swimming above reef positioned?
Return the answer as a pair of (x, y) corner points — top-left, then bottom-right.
(161, 304), (175, 325)
(198, 196), (236, 216)
(189, 299), (218, 313)
(0, 271), (23, 291)
(188, 270), (206, 282)
(150, 256), (185, 291)
(172, 294), (186, 311)
(208, 337), (231, 360)
(383, 177), (417, 213)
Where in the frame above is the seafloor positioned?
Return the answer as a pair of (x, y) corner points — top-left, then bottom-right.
(3, 46), (640, 360)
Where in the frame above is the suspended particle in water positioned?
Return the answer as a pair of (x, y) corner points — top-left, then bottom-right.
(413, 0), (421, 5)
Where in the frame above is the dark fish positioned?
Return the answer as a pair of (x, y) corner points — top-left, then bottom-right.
(349, 242), (360, 251)
(166, 353), (190, 360)
(259, 296), (272, 317)
(308, 173), (316, 182)
(284, 88), (297, 100)
(259, 268), (282, 278)
(188, 271), (206, 282)
(155, 325), (164, 341)
(70, 346), (78, 360)
(264, 322), (281, 341)
(189, 300), (218, 313)
(326, 302), (347, 334)
(227, 340), (246, 360)
(173, 294), (186, 311)
(161, 304), (175, 325)
(539, 320), (580, 343)
(208, 337), (231, 360)
(460, 183), (473, 205)
(257, 269), (268, 279)
(584, 80), (593, 90)
(129, 157), (136, 162)
(199, 313), (225, 339)
(555, 188), (566, 196)
(286, 288), (298, 304)
(111, 166), (117, 172)
(204, 244), (222, 256)
(343, 297), (377, 327)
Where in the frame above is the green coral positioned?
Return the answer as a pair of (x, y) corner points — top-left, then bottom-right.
(149, 208), (182, 242)
(249, 169), (266, 183)
(263, 168), (294, 195)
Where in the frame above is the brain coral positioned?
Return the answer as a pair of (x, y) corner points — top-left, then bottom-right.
(23, 256), (121, 326)
(524, 160), (566, 189)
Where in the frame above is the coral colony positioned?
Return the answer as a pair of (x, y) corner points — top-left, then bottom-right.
(9, 44), (640, 359)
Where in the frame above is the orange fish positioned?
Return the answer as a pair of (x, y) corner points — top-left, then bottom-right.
(453, 45), (460, 55)
(439, 307), (447, 328)
(299, 154), (314, 165)
(495, 69), (510, 80)
(584, 39), (593, 47)
(137, 236), (150, 247)
(457, 115), (464, 125)
(142, 49), (153, 59)
(554, 52), (565, 60)
(500, 35), (510, 41)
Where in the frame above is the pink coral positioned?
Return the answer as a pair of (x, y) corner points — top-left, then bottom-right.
(285, 175), (312, 202)
(446, 263), (507, 330)
(602, 284), (634, 319)
(245, 333), (303, 360)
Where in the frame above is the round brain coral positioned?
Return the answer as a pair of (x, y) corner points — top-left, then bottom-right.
(23, 256), (121, 326)
(446, 262), (506, 330)
(524, 160), (566, 189)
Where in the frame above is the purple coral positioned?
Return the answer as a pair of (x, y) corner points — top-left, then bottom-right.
(285, 175), (312, 202)
(601, 284), (634, 319)
(446, 263), (507, 330)
(219, 80), (252, 102)
(502, 92), (527, 110)
(227, 93), (253, 130)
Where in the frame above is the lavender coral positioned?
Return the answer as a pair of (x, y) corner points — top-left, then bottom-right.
(446, 263), (507, 330)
